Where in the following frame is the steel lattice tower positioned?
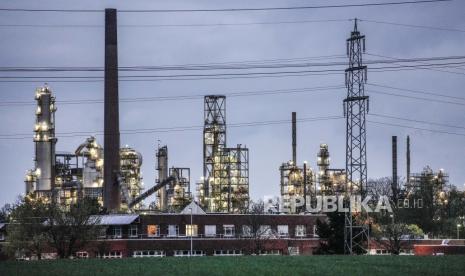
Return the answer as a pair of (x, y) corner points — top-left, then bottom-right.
(343, 19), (369, 254)
(203, 95), (227, 202)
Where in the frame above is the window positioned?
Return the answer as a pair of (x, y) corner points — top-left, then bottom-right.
(223, 225), (235, 237)
(295, 225), (306, 237)
(259, 250), (281, 255)
(214, 250), (242, 256)
(205, 225), (216, 237)
(75, 251), (88, 259)
(375, 249), (389, 255)
(277, 225), (289, 237)
(99, 227), (107, 238)
(259, 225), (272, 237)
(112, 226), (122, 239)
(288, 246), (300, 256)
(147, 225), (159, 237)
(97, 251), (122, 259)
(168, 225), (179, 237)
(186, 224), (198, 237)
(242, 225), (252, 237)
(129, 225), (138, 238)
(174, 250), (205, 257)
(133, 250), (165, 258)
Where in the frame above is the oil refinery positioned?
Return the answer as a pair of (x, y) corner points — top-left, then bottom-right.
(20, 10), (453, 219)
(0, 2), (462, 266)
(22, 85), (359, 214)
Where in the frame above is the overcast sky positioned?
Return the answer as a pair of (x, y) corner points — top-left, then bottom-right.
(1, 0), (464, 207)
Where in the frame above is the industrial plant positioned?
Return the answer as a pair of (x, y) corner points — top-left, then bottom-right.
(20, 11), (454, 219)
(197, 95), (250, 213)
(23, 86), (251, 213)
(0, 6), (461, 263)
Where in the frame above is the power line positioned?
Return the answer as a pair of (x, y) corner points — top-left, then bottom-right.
(1, 79), (464, 108)
(367, 82), (465, 101)
(1, 82), (463, 111)
(368, 89), (465, 107)
(360, 19), (465, 33)
(1, 61), (465, 84)
(0, 54), (348, 71)
(368, 120), (465, 137)
(0, 67), (460, 83)
(370, 113), (465, 130)
(0, 19), (351, 28)
(1, 55), (463, 72)
(2, 114), (465, 140)
(0, 1), (451, 13)
(1, 18), (462, 34)
(0, 115), (344, 139)
(366, 53), (465, 76)
(2, 61), (465, 80)
(0, 85), (344, 107)
(0, 71), (343, 83)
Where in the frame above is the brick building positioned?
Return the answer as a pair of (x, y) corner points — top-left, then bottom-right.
(86, 210), (325, 258)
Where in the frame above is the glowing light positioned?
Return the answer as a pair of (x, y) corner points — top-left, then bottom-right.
(40, 122), (48, 131)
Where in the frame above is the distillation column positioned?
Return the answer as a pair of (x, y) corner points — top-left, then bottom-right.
(156, 146), (169, 211)
(29, 85), (57, 196)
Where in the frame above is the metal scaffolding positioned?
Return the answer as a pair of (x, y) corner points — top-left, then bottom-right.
(167, 167), (192, 211)
(279, 161), (313, 213)
(279, 112), (314, 213)
(54, 152), (81, 207)
(343, 19), (370, 254)
(120, 146), (144, 210)
(199, 95), (249, 213)
(154, 145), (193, 212)
(212, 145), (249, 213)
(203, 95), (227, 196)
(405, 166), (450, 202)
(317, 144), (346, 195)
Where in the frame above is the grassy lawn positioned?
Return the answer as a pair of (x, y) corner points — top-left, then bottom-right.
(1, 255), (464, 276)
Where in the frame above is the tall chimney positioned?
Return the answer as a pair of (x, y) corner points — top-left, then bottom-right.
(104, 8), (120, 211)
(292, 112), (297, 165)
(406, 135), (410, 184)
(392, 136), (398, 197)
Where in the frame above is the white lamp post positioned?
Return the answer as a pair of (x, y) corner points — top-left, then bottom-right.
(189, 207), (193, 256)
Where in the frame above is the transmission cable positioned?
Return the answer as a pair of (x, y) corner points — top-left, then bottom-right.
(0, 1), (451, 13)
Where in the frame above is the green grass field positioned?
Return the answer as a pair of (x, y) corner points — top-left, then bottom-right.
(1, 256), (464, 276)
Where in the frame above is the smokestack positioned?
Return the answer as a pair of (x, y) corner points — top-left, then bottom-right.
(392, 136), (398, 196)
(104, 8), (121, 211)
(292, 112), (296, 165)
(407, 135), (410, 184)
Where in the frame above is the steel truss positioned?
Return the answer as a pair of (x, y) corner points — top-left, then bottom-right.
(343, 19), (370, 255)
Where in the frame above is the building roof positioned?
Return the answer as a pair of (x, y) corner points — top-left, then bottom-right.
(90, 214), (139, 225)
(180, 201), (206, 215)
